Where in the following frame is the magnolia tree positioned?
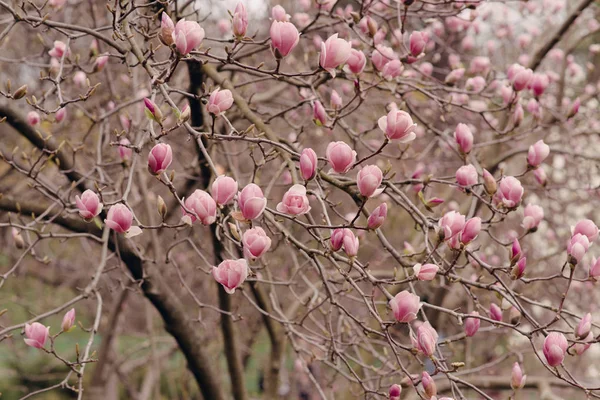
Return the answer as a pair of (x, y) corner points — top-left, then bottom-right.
(1, 0), (600, 398)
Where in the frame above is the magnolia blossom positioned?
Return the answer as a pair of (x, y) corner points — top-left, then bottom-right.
(238, 184), (267, 220)
(207, 88), (234, 115)
(527, 140), (550, 167)
(183, 189), (217, 225)
(48, 41), (69, 58)
(573, 219), (599, 242)
(568, 233), (590, 264)
(413, 322), (438, 356)
(357, 165), (383, 198)
(75, 190), (103, 220)
(409, 31), (428, 56)
(313, 100), (327, 125)
(326, 141), (356, 174)
(389, 384), (401, 400)
(147, 143), (173, 175)
(211, 176), (238, 206)
(522, 204), (544, 231)
(464, 312), (480, 336)
(454, 123), (473, 153)
(456, 164), (478, 187)
(495, 176), (524, 208)
(439, 211), (466, 241)
(61, 308), (76, 332)
(243, 227), (271, 259)
(118, 138), (133, 161)
(511, 363), (526, 390)
(389, 291), (421, 323)
(576, 313), (592, 339)
(543, 332), (568, 367)
(24, 322), (49, 349)
(413, 263), (439, 281)
(367, 203), (387, 229)
(346, 49), (366, 74)
(105, 204), (133, 233)
(232, 2), (248, 37)
(270, 21), (300, 58)
(276, 184), (311, 216)
(299, 148), (318, 181)
(378, 109), (417, 142)
(174, 19), (205, 55)
(212, 259), (248, 294)
(319, 34), (351, 76)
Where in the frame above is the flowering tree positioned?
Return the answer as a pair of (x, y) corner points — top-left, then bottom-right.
(1, 0), (600, 398)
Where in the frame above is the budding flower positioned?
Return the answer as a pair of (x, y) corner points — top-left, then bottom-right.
(55, 108), (67, 123)
(179, 104), (190, 123)
(482, 169), (496, 195)
(389, 383), (402, 400)
(511, 362), (526, 390)
(93, 55), (109, 73)
(12, 228), (25, 249)
(527, 140), (550, 168)
(61, 308), (76, 332)
(367, 203), (387, 230)
(144, 98), (163, 123)
(160, 13), (175, 46)
(27, 111), (41, 126)
(510, 257), (526, 280)
(12, 84), (27, 100)
(576, 313), (592, 340)
(232, 2), (249, 38)
(464, 311), (480, 337)
(543, 332), (568, 367)
(157, 195), (167, 219)
(454, 123), (473, 154)
(489, 303), (503, 321)
(422, 371), (437, 398)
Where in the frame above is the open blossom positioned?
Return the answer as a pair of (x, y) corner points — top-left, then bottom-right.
(413, 263), (439, 281)
(439, 211), (465, 241)
(371, 45), (396, 71)
(543, 332), (568, 367)
(326, 141), (356, 173)
(174, 19), (205, 55)
(346, 49), (366, 74)
(211, 176), (238, 206)
(207, 88), (234, 115)
(147, 143), (173, 175)
(495, 176), (523, 208)
(568, 233), (590, 264)
(413, 322), (438, 356)
(454, 123), (473, 154)
(48, 41), (69, 58)
(382, 60), (403, 80)
(389, 291), (421, 322)
(232, 2), (248, 37)
(465, 312), (480, 336)
(573, 219), (599, 242)
(378, 109), (417, 142)
(522, 204), (544, 231)
(105, 204), (133, 233)
(270, 21), (300, 58)
(212, 259), (248, 294)
(61, 309), (76, 332)
(357, 165), (383, 198)
(243, 227), (271, 259)
(183, 189), (217, 225)
(527, 140), (550, 167)
(238, 184), (267, 220)
(276, 184), (311, 215)
(24, 322), (49, 349)
(456, 164), (478, 187)
(75, 190), (103, 220)
(319, 34), (352, 76)
(367, 203), (387, 229)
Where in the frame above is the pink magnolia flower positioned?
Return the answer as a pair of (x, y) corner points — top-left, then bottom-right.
(48, 41), (69, 58)
(495, 176), (524, 208)
(300, 148), (318, 181)
(527, 140), (550, 167)
(389, 384), (401, 400)
(75, 190), (103, 220)
(238, 184), (267, 220)
(589, 257), (600, 280)
(243, 227), (272, 259)
(174, 19), (205, 55)
(313, 100), (327, 126)
(371, 45), (396, 71)
(422, 371), (437, 398)
(211, 176), (238, 206)
(270, 21), (300, 58)
(510, 238), (522, 261)
(522, 204), (544, 231)
(217, 19), (230, 35)
(389, 291), (421, 323)
(183, 189), (217, 225)
(319, 34), (352, 76)
(511, 363), (526, 390)
(24, 322), (49, 349)
(160, 13), (175, 45)
(533, 167), (547, 186)
(512, 68), (533, 91)
(543, 332), (568, 367)
(271, 5), (289, 22)
(409, 31), (428, 56)
(346, 49), (366, 74)
(330, 90), (342, 109)
(456, 164), (478, 187)
(489, 303), (503, 321)
(358, 16), (378, 36)
(61, 308), (75, 332)
(511, 257), (527, 280)
(49, 0), (66, 8)
(568, 233), (590, 264)
(464, 312), (480, 336)
(207, 88), (234, 115)
(460, 217), (481, 245)
(232, 2), (248, 37)
(94, 55), (109, 72)
(55, 108), (67, 123)
(326, 141), (356, 174)
(357, 165), (383, 198)
(276, 184), (311, 216)
(118, 138), (133, 161)
(73, 71), (87, 87)
(454, 123), (473, 154)
(530, 73), (549, 96)
(144, 98), (163, 122)
(576, 313), (592, 339)
(445, 68), (465, 85)
(105, 204), (133, 233)
(382, 60), (403, 80)
(378, 109), (417, 143)
(413, 263), (439, 281)
(439, 211), (465, 241)
(469, 56), (491, 74)
(27, 111), (40, 126)
(573, 219), (599, 242)
(413, 322), (438, 356)
(212, 259), (248, 294)
(573, 332), (593, 355)
(513, 103), (524, 126)
(367, 203), (387, 229)
(147, 143), (173, 175)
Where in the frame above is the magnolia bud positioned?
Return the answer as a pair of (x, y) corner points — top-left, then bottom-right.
(179, 104), (190, 123)
(13, 84), (28, 100)
(482, 169), (496, 195)
(12, 228), (25, 249)
(157, 195), (167, 219)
